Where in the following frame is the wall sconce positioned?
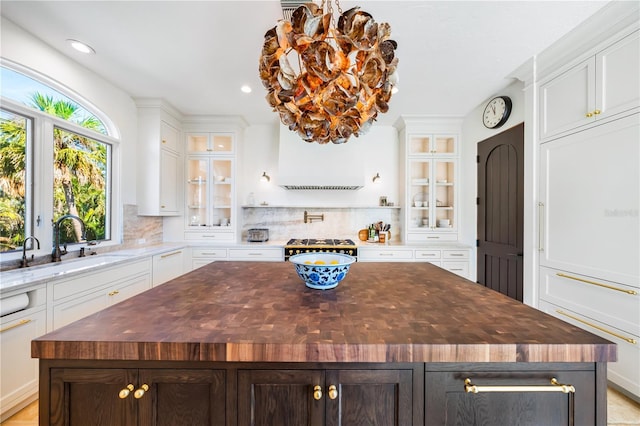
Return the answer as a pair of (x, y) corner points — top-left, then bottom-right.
(372, 172), (382, 184)
(260, 171), (271, 182)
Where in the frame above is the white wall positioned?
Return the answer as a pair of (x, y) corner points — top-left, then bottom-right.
(0, 17), (139, 207)
(459, 80), (526, 282)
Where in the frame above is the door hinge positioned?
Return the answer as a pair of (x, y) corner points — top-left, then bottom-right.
(476, 239), (479, 247)
(476, 197), (480, 205)
(476, 155), (480, 163)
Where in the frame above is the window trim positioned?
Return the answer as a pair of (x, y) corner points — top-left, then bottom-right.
(1, 58), (120, 139)
(0, 98), (122, 263)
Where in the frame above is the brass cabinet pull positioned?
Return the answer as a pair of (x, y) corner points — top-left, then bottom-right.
(118, 384), (134, 399)
(108, 290), (120, 297)
(328, 385), (338, 400)
(161, 139), (166, 144)
(593, 109), (601, 115)
(0, 319), (32, 333)
(313, 385), (322, 400)
(464, 377), (575, 394)
(134, 384), (149, 399)
(160, 250), (182, 259)
(556, 310), (637, 345)
(586, 112), (594, 117)
(556, 273), (637, 295)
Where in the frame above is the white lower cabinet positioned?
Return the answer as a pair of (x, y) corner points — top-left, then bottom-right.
(52, 259), (152, 330)
(0, 288), (46, 421)
(359, 247), (414, 262)
(152, 249), (186, 286)
(359, 245), (471, 278)
(228, 247), (283, 261)
(539, 298), (639, 398)
(191, 247), (228, 270)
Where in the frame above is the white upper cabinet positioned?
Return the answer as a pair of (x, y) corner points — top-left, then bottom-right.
(396, 117), (462, 243)
(539, 29), (639, 141)
(136, 100), (183, 216)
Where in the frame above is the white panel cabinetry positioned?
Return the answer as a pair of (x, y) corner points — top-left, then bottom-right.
(539, 29), (639, 141)
(0, 287), (46, 421)
(537, 24), (639, 398)
(136, 100), (183, 216)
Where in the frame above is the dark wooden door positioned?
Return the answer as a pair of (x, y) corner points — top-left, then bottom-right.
(138, 369), (226, 426)
(49, 368), (137, 425)
(325, 369), (414, 426)
(477, 123), (524, 301)
(237, 369), (325, 426)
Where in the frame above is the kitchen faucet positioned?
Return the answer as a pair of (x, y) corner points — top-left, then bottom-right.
(21, 236), (41, 268)
(52, 214), (86, 262)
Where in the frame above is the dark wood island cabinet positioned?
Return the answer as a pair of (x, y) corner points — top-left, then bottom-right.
(33, 262), (615, 425)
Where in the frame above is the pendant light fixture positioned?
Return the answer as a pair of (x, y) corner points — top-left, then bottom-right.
(260, 0), (398, 144)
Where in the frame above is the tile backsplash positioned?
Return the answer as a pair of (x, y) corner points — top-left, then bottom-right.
(240, 207), (401, 243)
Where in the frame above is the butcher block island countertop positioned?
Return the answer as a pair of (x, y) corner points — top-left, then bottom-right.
(32, 261), (615, 362)
(32, 262), (616, 426)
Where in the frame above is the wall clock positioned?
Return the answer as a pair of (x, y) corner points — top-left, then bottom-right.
(482, 96), (512, 129)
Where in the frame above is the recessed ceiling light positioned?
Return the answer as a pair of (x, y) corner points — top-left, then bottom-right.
(67, 39), (95, 54)
(240, 85), (252, 94)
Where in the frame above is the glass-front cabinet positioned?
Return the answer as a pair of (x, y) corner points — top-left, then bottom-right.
(184, 133), (236, 241)
(397, 117), (461, 243)
(408, 158), (456, 233)
(408, 134), (456, 156)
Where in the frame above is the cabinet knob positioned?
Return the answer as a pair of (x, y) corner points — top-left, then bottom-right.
(313, 385), (322, 400)
(162, 139), (166, 144)
(585, 112), (593, 117)
(328, 385), (338, 400)
(108, 290), (120, 296)
(593, 109), (601, 115)
(134, 384), (149, 399)
(118, 384), (134, 399)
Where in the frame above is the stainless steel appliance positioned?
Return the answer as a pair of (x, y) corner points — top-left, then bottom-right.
(284, 238), (358, 261)
(247, 228), (269, 242)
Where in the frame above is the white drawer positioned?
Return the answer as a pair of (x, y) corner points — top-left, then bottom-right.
(228, 248), (283, 261)
(539, 299), (639, 397)
(443, 249), (469, 260)
(53, 259), (151, 301)
(414, 250), (441, 261)
(184, 231), (235, 241)
(406, 232), (458, 242)
(539, 266), (639, 336)
(359, 248), (413, 262)
(442, 261), (469, 278)
(192, 248), (228, 258)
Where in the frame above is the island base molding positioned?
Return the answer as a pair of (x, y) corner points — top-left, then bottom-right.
(38, 360), (607, 426)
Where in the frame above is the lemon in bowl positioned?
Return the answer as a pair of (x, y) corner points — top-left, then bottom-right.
(289, 253), (356, 290)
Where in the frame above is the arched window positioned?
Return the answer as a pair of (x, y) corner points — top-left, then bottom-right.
(1, 65), (117, 257)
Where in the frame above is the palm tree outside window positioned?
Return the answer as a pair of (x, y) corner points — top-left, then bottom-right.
(0, 66), (112, 253)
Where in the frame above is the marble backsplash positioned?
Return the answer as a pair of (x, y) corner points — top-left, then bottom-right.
(240, 207), (401, 243)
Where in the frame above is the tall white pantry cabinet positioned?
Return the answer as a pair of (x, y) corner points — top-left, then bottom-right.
(536, 21), (639, 399)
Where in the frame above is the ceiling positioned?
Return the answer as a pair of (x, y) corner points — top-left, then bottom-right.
(1, 1), (610, 126)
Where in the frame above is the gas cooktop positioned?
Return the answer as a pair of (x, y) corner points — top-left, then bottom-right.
(285, 238), (357, 247)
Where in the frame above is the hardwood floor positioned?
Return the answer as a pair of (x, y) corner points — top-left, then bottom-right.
(2, 388), (639, 425)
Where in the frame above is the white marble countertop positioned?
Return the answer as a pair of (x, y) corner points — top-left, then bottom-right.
(0, 243), (186, 296)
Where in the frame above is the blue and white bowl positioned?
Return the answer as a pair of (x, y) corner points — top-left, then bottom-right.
(289, 253), (356, 290)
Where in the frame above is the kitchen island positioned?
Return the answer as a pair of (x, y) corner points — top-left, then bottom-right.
(32, 261), (615, 425)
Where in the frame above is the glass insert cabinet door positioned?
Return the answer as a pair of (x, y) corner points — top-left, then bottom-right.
(409, 159), (455, 230)
(186, 158), (233, 228)
(408, 135), (456, 155)
(187, 133), (234, 154)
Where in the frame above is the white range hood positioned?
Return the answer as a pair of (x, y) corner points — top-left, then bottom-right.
(277, 125), (365, 190)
